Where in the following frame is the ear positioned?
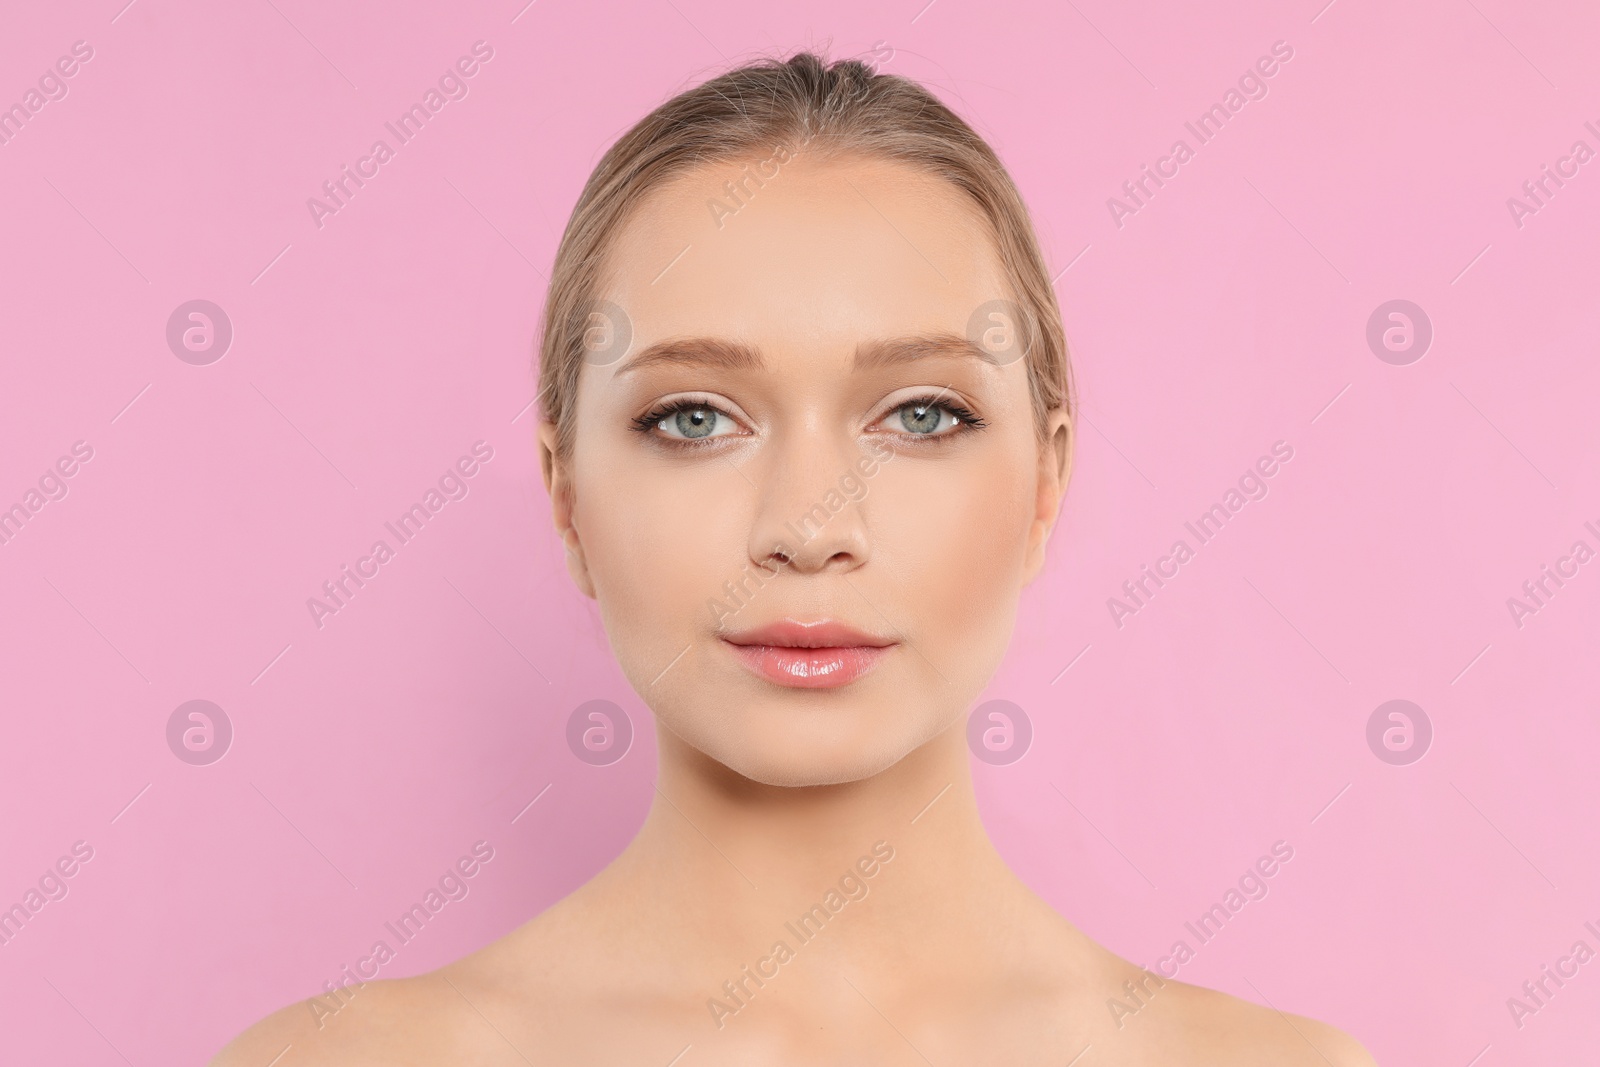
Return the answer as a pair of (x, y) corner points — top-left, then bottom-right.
(537, 420), (596, 600)
(1022, 404), (1075, 586)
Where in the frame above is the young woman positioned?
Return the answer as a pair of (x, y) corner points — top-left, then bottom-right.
(217, 52), (1375, 1065)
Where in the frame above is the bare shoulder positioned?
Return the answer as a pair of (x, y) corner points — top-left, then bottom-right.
(207, 969), (481, 1067)
(1154, 978), (1377, 1066)
(208, 902), (600, 1067)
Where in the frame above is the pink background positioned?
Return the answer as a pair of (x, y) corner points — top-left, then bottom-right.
(2, 0), (1597, 1062)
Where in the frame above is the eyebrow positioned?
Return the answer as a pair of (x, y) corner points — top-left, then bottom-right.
(853, 333), (999, 371)
(613, 332), (997, 377)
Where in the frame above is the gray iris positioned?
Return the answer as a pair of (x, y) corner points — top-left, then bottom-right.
(675, 407), (717, 439)
(900, 402), (942, 434)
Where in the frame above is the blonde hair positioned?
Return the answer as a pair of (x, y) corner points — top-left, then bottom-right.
(537, 51), (1073, 458)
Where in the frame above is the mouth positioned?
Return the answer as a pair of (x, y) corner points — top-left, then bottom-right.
(719, 619), (899, 690)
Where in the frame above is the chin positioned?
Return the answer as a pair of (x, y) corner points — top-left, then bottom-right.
(690, 738), (915, 789)
(661, 696), (959, 788)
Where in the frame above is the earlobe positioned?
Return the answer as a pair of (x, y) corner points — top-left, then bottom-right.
(537, 421), (597, 600)
(564, 536), (597, 600)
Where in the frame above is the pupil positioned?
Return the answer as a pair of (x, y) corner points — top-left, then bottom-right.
(901, 403), (941, 434)
(675, 407), (716, 439)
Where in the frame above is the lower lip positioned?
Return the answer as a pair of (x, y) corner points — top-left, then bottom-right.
(723, 642), (892, 689)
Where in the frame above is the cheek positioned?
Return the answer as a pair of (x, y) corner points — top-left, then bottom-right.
(869, 445), (1035, 629)
(575, 447), (751, 633)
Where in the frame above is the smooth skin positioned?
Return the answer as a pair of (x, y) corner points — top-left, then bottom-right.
(214, 153), (1376, 1065)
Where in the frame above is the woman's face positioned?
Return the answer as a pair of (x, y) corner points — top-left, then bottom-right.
(543, 152), (1070, 787)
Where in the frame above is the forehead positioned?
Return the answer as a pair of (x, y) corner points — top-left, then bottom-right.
(600, 153), (1010, 352)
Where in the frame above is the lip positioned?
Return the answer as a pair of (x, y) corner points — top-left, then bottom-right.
(720, 619), (898, 689)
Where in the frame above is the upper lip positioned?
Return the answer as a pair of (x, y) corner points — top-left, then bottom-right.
(720, 619), (899, 649)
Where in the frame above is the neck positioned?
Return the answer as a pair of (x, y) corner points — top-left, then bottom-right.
(602, 719), (1027, 959)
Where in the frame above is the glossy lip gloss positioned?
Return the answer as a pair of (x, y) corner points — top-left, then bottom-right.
(720, 619), (898, 690)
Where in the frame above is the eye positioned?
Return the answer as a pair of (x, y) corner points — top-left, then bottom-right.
(633, 400), (743, 442)
(879, 396), (985, 437)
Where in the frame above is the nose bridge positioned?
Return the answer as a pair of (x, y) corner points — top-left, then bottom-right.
(747, 421), (870, 573)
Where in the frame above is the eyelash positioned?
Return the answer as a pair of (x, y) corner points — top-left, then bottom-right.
(630, 394), (988, 445)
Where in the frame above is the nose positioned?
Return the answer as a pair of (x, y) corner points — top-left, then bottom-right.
(746, 432), (872, 577)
